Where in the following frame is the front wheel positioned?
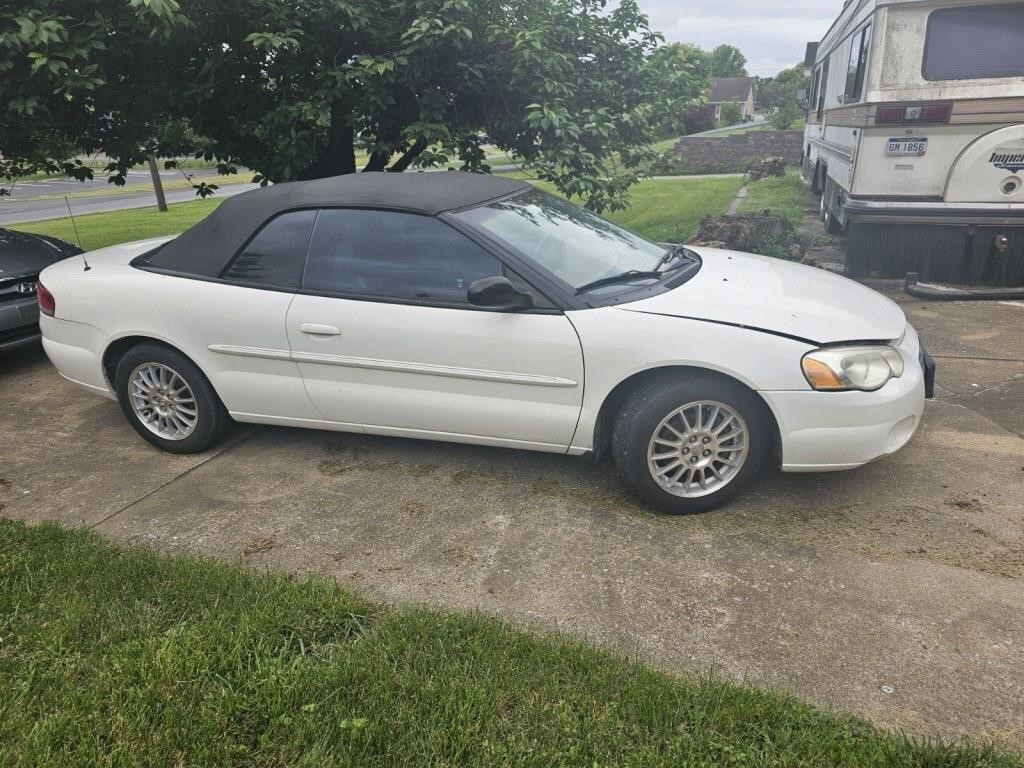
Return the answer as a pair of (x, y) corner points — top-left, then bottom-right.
(612, 374), (770, 515)
(114, 343), (230, 454)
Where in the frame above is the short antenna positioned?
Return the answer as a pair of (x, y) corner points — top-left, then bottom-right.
(64, 195), (90, 271)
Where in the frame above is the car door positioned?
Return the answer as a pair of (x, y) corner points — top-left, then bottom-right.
(190, 209), (322, 422)
(286, 208), (585, 452)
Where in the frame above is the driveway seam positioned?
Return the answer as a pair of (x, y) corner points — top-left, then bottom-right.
(931, 354), (1024, 363)
(89, 429), (254, 531)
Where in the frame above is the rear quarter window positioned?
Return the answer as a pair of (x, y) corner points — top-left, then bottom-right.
(221, 210), (317, 289)
(923, 3), (1024, 80)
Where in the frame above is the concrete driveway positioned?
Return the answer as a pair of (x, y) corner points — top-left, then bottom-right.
(2, 283), (1022, 747)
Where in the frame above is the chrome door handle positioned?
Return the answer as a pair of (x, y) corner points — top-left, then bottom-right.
(299, 323), (341, 336)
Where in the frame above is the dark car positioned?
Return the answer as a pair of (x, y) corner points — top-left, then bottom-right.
(0, 228), (82, 352)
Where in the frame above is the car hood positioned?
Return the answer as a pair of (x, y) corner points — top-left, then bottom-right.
(0, 228), (82, 278)
(619, 247), (906, 345)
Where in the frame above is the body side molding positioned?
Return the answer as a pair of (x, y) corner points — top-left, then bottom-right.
(209, 344), (579, 388)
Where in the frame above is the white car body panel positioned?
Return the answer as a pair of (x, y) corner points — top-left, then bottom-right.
(39, 238), (927, 473)
(625, 248), (907, 343)
(285, 294), (584, 451)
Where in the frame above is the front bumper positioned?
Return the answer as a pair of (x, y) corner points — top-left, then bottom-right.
(764, 329), (931, 472)
(0, 298), (42, 352)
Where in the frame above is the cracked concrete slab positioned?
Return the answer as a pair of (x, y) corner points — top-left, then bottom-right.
(1, 285), (1023, 749)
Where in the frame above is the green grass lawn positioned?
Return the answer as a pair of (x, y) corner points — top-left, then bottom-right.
(605, 177), (744, 242)
(9, 199), (224, 251)
(495, 173), (745, 243)
(738, 170), (814, 229)
(0, 520), (1016, 768)
(11, 175), (744, 251)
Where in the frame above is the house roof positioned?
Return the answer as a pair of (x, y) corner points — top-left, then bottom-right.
(708, 77), (755, 103)
(138, 172), (532, 279)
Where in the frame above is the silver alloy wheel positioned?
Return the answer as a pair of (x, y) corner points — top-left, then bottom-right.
(127, 362), (199, 441)
(646, 400), (749, 499)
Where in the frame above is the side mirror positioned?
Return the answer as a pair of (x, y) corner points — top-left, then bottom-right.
(467, 276), (535, 311)
(796, 89), (809, 110)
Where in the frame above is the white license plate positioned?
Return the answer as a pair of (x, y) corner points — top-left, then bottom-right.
(886, 138), (928, 157)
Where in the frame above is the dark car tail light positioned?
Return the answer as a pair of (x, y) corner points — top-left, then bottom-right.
(875, 103), (952, 124)
(38, 282), (55, 317)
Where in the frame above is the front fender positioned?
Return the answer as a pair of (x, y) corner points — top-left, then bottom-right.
(565, 307), (813, 452)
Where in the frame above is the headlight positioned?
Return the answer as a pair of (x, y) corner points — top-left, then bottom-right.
(801, 345), (905, 392)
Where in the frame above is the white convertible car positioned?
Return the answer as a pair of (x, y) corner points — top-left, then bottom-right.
(38, 173), (934, 514)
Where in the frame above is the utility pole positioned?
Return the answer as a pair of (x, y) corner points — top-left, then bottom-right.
(147, 154), (168, 212)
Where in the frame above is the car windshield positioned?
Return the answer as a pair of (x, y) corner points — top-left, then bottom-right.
(455, 188), (676, 295)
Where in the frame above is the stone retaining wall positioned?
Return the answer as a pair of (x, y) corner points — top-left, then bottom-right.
(657, 130), (804, 174)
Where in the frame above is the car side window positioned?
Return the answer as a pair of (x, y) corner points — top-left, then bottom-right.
(222, 210), (317, 289)
(303, 209), (507, 306)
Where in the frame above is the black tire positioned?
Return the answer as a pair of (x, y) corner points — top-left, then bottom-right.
(611, 373), (771, 515)
(820, 178), (845, 235)
(114, 343), (230, 454)
(822, 203), (845, 235)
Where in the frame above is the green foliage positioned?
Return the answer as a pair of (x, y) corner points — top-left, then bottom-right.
(0, 0), (190, 184)
(719, 101), (744, 126)
(645, 43), (710, 138)
(0, 0), (677, 213)
(708, 43), (747, 77)
(3, 520), (1019, 767)
(758, 64), (810, 130)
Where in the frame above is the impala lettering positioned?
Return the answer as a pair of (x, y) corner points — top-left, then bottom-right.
(990, 151), (1024, 174)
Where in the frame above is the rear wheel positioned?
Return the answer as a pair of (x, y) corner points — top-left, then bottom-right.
(611, 374), (770, 515)
(114, 343), (230, 454)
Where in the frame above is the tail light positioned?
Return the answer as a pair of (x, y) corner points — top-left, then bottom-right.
(875, 103), (952, 124)
(38, 282), (55, 317)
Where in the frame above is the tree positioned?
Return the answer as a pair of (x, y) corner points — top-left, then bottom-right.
(758, 64), (810, 130)
(0, 0), (193, 184)
(718, 102), (743, 127)
(707, 44), (747, 77)
(644, 43), (709, 138)
(0, 0), (668, 212)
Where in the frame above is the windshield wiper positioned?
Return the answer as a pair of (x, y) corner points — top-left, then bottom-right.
(575, 270), (664, 295)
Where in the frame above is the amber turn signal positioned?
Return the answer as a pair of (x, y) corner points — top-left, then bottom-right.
(802, 358), (846, 390)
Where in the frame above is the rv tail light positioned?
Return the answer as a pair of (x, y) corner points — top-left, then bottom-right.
(38, 282), (56, 317)
(875, 103), (952, 124)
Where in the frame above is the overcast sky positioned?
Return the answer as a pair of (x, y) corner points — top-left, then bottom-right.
(636, 0), (842, 77)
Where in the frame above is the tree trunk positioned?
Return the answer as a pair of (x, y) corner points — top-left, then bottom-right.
(388, 139), (428, 173)
(362, 150), (390, 173)
(147, 155), (168, 212)
(298, 101), (356, 180)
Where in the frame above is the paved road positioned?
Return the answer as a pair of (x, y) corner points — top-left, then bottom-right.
(2, 281), (1022, 746)
(0, 168), (260, 226)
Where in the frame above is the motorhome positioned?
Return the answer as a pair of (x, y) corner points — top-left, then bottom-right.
(803, 0), (1024, 286)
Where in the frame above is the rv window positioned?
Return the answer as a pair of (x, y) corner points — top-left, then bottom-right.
(808, 68), (820, 118)
(924, 3), (1024, 80)
(816, 61), (829, 119)
(844, 26), (871, 102)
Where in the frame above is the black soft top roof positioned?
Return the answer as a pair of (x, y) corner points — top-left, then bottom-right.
(141, 171), (532, 278)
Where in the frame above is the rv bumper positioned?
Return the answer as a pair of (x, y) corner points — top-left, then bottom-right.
(844, 203), (1024, 286)
(844, 198), (1024, 227)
